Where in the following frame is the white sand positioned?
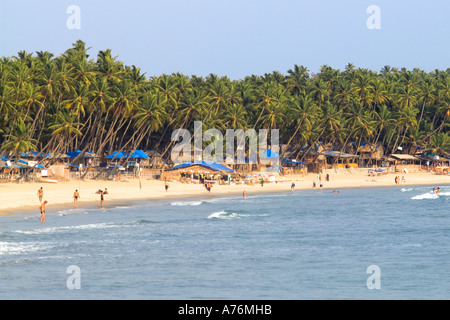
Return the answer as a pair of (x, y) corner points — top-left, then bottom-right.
(1, 172), (449, 215)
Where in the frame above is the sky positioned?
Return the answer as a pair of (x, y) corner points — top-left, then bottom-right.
(0, 0), (449, 80)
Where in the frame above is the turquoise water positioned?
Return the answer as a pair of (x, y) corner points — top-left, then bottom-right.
(1, 185), (450, 299)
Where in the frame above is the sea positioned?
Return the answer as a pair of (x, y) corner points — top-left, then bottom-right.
(1, 184), (450, 300)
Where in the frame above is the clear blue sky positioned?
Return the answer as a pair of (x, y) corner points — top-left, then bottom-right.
(0, 0), (449, 79)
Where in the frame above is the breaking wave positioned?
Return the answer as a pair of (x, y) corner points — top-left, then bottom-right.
(411, 191), (450, 200)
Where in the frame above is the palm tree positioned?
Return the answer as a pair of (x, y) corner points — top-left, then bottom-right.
(47, 110), (84, 153)
(428, 132), (450, 156)
(132, 92), (168, 150)
(286, 64), (309, 96)
(253, 81), (289, 129)
(223, 103), (248, 130)
(284, 93), (317, 152)
(1, 118), (38, 155)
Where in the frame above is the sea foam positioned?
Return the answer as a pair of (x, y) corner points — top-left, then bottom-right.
(410, 192), (450, 200)
(170, 200), (203, 206)
(207, 210), (240, 219)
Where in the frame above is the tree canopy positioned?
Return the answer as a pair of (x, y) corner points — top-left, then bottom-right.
(1, 40), (450, 160)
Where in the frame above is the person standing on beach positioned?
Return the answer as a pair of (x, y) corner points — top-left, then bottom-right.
(96, 189), (105, 209)
(100, 191), (105, 208)
(37, 187), (43, 203)
(40, 201), (47, 224)
(73, 190), (80, 208)
(165, 180), (169, 192)
(291, 182), (295, 192)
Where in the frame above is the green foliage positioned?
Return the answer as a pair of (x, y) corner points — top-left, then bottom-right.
(1, 40), (450, 158)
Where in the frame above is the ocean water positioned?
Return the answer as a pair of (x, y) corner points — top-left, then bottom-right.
(1, 184), (450, 299)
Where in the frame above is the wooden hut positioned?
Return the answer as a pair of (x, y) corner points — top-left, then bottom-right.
(387, 154), (423, 172)
(357, 143), (385, 168)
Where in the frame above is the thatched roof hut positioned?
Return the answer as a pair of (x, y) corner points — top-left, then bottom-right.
(357, 143), (384, 161)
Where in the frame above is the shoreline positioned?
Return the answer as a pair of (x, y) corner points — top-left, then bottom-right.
(1, 172), (450, 216)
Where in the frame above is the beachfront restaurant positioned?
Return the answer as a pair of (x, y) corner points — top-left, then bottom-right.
(320, 151), (359, 169)
(0, 156), (46, 182)
(104, 150), (151, 179)
(387, 154), (423, 172)
(356, 143), (385, 168)
(168, 161), (235, 184)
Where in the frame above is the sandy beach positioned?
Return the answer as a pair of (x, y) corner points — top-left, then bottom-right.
(1, 171), (449, 216)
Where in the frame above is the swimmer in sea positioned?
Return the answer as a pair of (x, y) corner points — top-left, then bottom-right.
(436, 187), (441, 195)
(332, 190), (339, 194)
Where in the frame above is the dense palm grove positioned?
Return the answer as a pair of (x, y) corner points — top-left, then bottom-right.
(1, 40), (450, 163)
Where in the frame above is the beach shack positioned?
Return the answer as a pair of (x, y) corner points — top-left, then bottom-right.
(145, 150), (166, 168)
(388, 154), (423, 172)
(168, 161), (234, 184)
(105, 150), (150, 178)
(257, 149), (281, 173)
(356, 143), (385, 168)
(320, 151), (359, 169)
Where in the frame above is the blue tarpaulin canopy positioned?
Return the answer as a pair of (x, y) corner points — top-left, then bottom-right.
(263, 149), (280, 158)
(129, 150), (149, 159)
(172, 161), (233, 172)
(69, 164), (85, 168)
(281, 157), (307, 164)
(20, 151), (50, 158)
(66, 150), (96, 158)
(105, 150), (149, 159)
(105, 151), (126, 159)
